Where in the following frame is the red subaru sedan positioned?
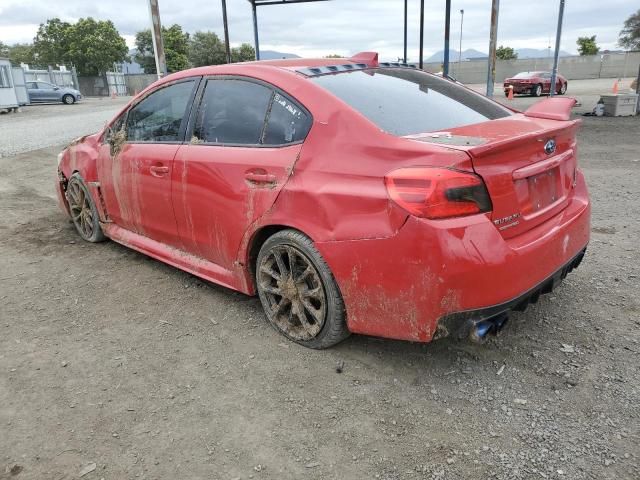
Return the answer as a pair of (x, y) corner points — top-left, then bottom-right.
(56, 53), (590, 348)
(504, 71), (568, 97)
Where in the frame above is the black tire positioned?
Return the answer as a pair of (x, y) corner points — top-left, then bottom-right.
(65, 173), (106, 243)
(532, 84), (543, 97)
(62, 94), (75, 105)
(256, 229), (349, 349)
(558, 82), (567, 95)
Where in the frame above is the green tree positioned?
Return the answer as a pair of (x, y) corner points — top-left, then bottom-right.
(576, 35), (599, 56)
(231, 43), (256, 62)
(66, 18), (127, 75)
(33, 18), (72, 66)
(33, 17), (127, 74)
(324, 54), (343, 58)
(134, 24), (190, 74)
(619, 9), (640, 50)
(8, 43), (36, 66)
(188, 31), (226, 67)
(496, 45), (517, 60)
(0, 41), (9, 57)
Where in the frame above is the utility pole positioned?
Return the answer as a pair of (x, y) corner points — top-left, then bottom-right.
(458, 9), (464, 77)
(486, 0), (500, 97)
(549, 0), (565, 97)
(443, 0), (451, 77)
(419, 0), (424, 69)
(221, 0), (231, 63)
(148, 0), (167, 78)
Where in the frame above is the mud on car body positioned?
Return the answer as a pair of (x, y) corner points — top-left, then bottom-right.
(56, 52), (590, 348)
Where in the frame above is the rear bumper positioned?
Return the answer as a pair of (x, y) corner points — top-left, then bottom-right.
(316, 171), (590, 343)
(437, 247), (586, 340)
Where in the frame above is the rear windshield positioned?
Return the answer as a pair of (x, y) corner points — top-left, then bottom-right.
(311, 68), (511, 136)
(513, 72), (538, 79)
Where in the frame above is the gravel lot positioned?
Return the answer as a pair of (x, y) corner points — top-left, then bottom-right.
(1, 81), (639, 480)
(0, 97), (131, 158)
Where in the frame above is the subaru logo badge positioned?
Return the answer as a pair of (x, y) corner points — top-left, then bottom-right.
(544, 139), (556, 155)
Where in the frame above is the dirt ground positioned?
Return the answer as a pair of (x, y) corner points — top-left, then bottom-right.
(1, 84), (639, 480)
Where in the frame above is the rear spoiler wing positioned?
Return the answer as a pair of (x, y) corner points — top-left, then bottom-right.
(524, 97), (577, 121)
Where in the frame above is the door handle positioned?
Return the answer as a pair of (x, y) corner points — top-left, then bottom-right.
(245, 172), (277, 184)
(150, 165), (170, 177)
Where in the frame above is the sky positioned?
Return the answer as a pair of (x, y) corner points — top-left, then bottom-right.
(0, 0), (635, 60)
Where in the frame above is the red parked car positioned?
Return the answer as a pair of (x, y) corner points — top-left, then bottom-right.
(56, 53), (590, 348)
(504, 71), (568, 97)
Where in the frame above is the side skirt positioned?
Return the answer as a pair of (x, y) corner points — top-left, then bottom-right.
(101, 223), (246, 294)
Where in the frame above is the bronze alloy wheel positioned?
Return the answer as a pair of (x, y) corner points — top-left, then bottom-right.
(65, 174), (105, 243)
(258, 244), (327, 341)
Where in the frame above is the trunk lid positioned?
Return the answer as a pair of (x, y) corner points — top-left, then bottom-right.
(406, 110), (580, 238)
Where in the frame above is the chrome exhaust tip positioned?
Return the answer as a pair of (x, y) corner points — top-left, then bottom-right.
(468, 313), (509, 343)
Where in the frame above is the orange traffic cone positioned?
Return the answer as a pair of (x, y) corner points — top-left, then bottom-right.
(507, 85), (514, 100)
(612, 80), (619, 94)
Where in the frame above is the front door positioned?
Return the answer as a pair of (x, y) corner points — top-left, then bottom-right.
(172, 77), (312, 271)
(97, 78), (199, 247)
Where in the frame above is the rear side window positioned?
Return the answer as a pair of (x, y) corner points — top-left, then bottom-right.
(311, 68), (511, 135)
(126, 80), (196, 143)
(194, 78), (311, 146)
(262, 93), (311, 145)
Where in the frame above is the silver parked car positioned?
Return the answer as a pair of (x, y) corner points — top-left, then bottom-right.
(26, 81), (82, 104)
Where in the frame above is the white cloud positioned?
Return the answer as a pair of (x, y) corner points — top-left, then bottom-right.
(0, 0), (634, 58)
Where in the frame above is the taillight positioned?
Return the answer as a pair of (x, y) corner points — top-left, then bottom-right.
(384, 167), (492, 219)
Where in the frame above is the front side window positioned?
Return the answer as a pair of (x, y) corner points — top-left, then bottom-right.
(195, 79), (272, 145)
(37, 82), (55, 90)
(126, 80), (196, 143)
(312, 68), (511, 136)
(27, 82), (38, 89)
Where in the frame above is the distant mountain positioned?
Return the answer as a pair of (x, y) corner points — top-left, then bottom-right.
(516, 48), (572, 59)
(259, 50), (300, 60)
(426, 49), (486, 63)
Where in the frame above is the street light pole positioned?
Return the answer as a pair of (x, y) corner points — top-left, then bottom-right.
(458, 9), (464, 77)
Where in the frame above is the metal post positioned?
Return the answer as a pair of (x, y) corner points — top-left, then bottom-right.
(419, 0), (424, 69)
(251, 1), (260, 60)
(486, 0), (500, 97)
(148, 0), (167, 77)
(221, 0), (231, 63)
(458, 9), (464, 77)
(403, 0), (408, 63)
(443, 0), (451, 77)
(635, 63), (640, 115)
(549, 0), (565, 97)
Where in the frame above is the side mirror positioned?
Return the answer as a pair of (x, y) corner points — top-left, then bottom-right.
(53, 86), (60, 90)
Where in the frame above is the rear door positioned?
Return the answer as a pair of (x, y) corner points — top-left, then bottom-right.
(172, 77), (311, 270)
